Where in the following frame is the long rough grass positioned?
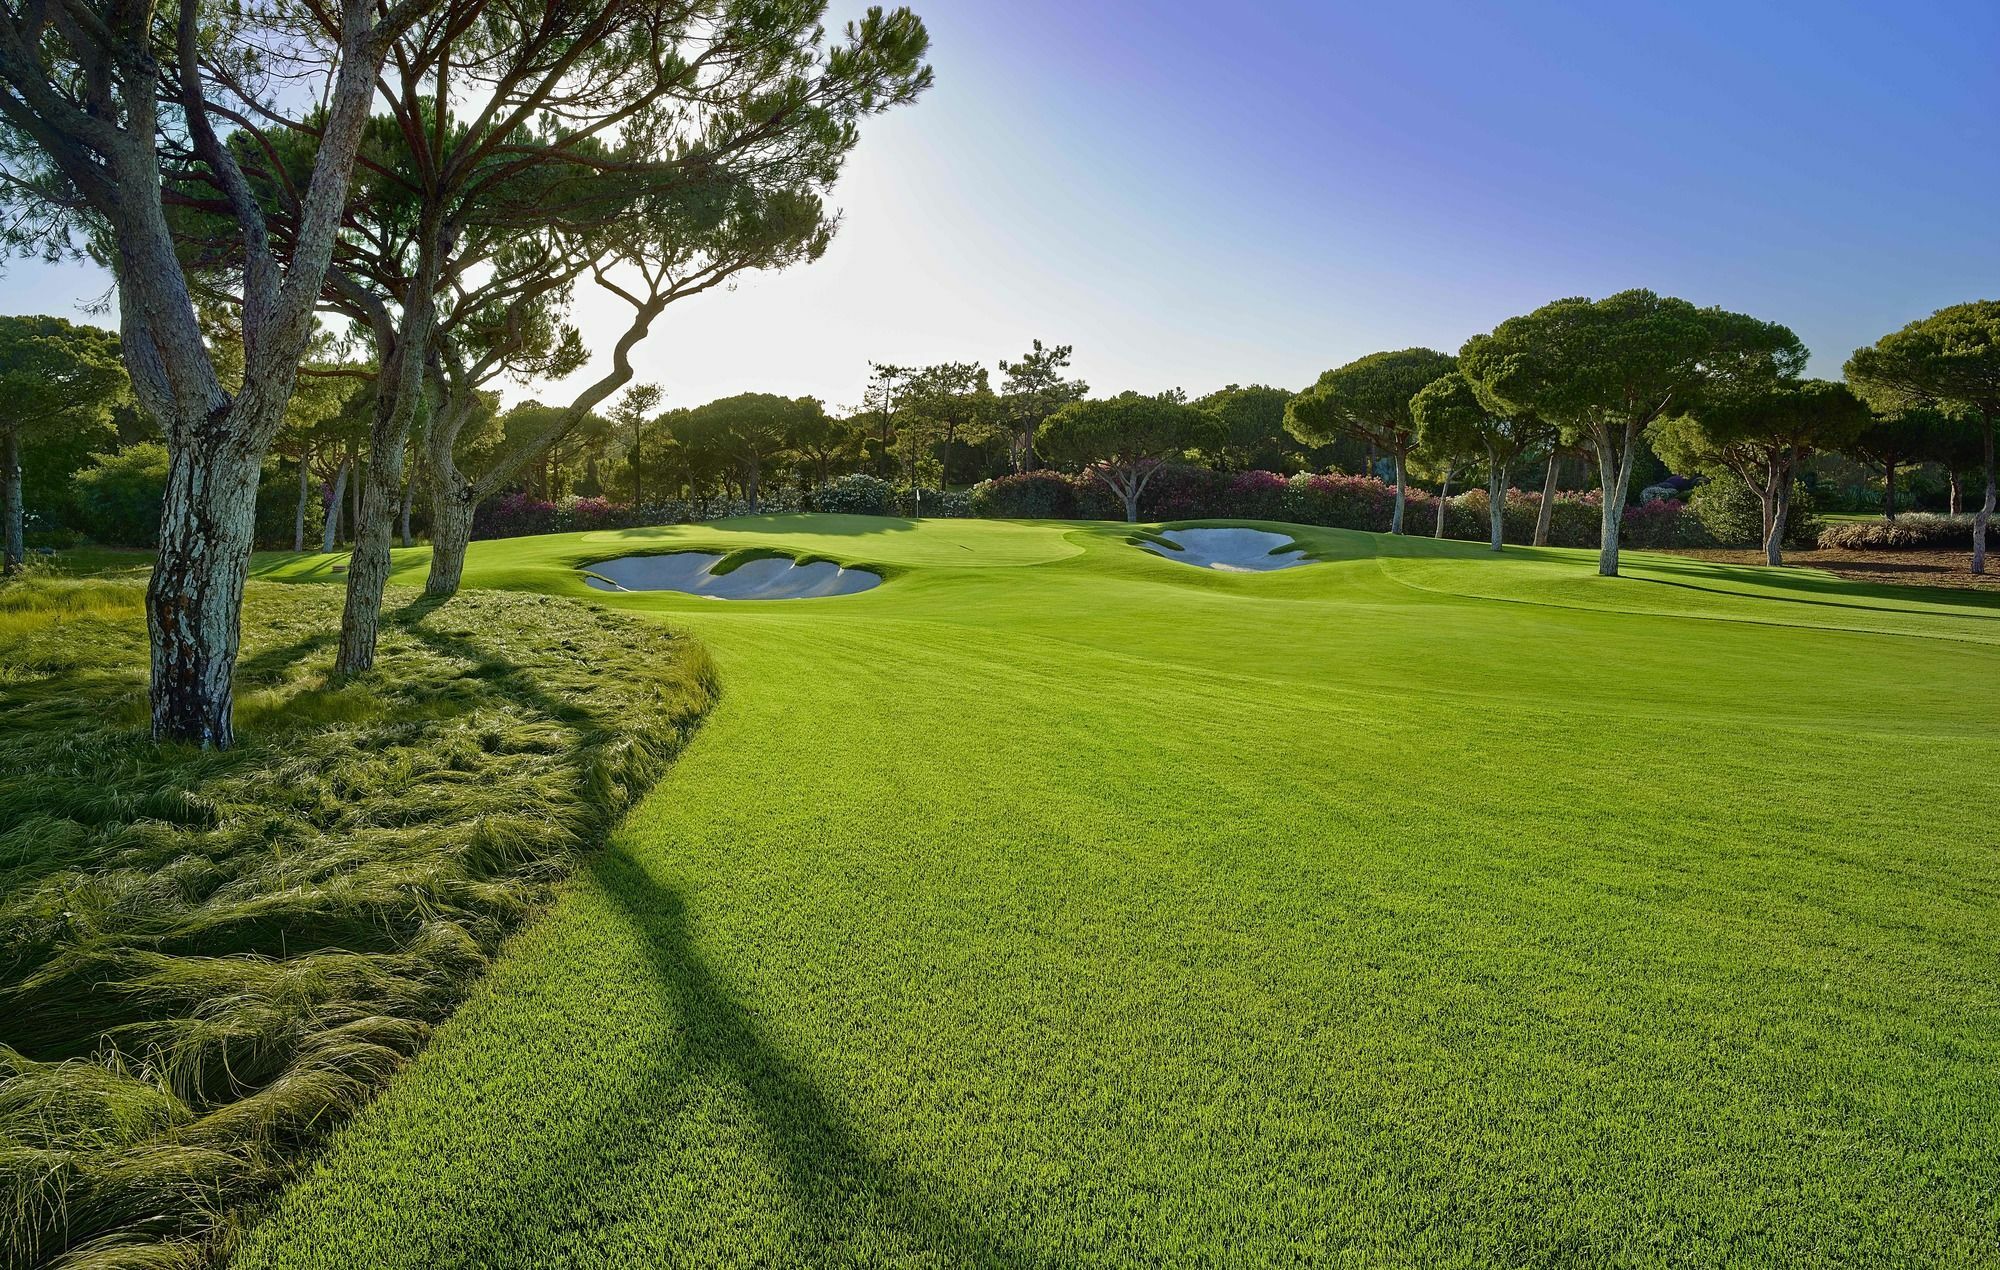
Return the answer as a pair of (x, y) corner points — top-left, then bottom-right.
(225, 517), (2000, 1268)
(0, 577), (715, 1269)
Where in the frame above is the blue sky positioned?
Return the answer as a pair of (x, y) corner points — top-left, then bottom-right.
(4, 0), (1995, 411)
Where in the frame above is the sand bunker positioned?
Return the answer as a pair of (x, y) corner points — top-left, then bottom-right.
(583, 552), (879, 599)
(1141, 527), (1308, 572)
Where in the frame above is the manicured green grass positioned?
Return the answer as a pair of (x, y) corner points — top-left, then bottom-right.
(0, 578), (713, 1267)
(206, 519), (2000, 1263)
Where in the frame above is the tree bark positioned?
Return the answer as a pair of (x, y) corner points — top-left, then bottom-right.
(2, 425), (22, 574)
(1884, 459), (1897, 522)
(1433, 465), (1452, 538)
(293, 458), (310, 552)
(321, 461), (349, 553)
(146, 440), (263, 748)
(1487, 458), (1507, 552)
(400, 473), (416, 548)
(1594, 424), (1639, 577)
(427, 476), (476, 599)
(1974, 414), (1995, 576)
(1390, 451), (1407, 534)
(1763, 464), (1790, 567)
(1534, 450), (1558, 547)
(1949, 470), (1963, 516)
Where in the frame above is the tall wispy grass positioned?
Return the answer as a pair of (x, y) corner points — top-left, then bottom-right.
(0, 578), (715, 1268)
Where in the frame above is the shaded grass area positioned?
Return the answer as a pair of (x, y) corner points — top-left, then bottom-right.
(0, 578), (715, 1268)
(232, 516), (2000, 1267)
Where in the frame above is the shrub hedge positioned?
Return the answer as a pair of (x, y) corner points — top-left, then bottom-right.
(468, 471), (1705, 551)
(1817, 513), (1982, 551)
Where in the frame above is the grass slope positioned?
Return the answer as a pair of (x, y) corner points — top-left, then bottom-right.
(0, 579), (713, 1267)
(228, 516), (2000, 1267)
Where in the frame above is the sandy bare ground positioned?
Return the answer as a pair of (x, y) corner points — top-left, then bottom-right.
(1142, 527), (1308, 572)
(1665, 547), (2000, 594)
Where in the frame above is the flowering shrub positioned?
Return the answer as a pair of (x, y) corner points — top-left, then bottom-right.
(1280, 472), (1400, 532)
(1135, 465), (1229, 520)
(1619, 497), (1691, 549)
(474, 492), (558, 539)
(969, 471), (1081, 518)
(1225, 470), (1291, 521)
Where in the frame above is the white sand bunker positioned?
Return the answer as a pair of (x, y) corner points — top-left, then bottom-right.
(583, 552), (879, 599)
(1141, 527), (1308, 572)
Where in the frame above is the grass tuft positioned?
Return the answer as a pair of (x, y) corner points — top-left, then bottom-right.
(0, 578), (714, 1268)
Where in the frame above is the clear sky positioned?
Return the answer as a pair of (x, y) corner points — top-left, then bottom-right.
(4, 0), (1995, 412)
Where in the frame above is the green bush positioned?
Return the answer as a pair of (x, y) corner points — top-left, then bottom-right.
(69, 445), (320, 549)
(811, 473), (895, 516)
(895, 487), (973, 518)
(72, 442), (170, 547)
(1685, 473), (1821, 548)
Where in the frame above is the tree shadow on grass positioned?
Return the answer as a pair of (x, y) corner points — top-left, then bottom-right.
(582, 851), (1032, 1267)
(370, 597), (1020, 1260)
(1622, 558), (2000, 621)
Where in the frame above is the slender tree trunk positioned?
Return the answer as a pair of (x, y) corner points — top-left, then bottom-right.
(1763, 464), (1790, 567)
(1433, 465), (1452, 538)
(1594, 426), (1637, 577)
(321, 461), (349, 553)
(347, 443), (361, 542)
(1884, 459), (1897, 521)
(2, 425), (22, 574)
(1950, 470), (1963, 516)
(399, 474), (416, 548)
(633, 424), (643, 506)
(1974, 415), (1995, 576)
(1487, 459), (1506, 552)
(146, 440), (263, 748)
(293, 459), (310, 552)
(1534, 450), (1558, 547)
(1390, 451), (1407, 535)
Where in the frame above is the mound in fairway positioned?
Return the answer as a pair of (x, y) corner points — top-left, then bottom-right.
(1142, 525), (1307, 571)
(240, 516), (2000, 1269)
(583, 551), (879, 599)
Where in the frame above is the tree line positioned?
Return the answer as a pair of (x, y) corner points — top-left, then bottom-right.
(0, 0), (935, 746)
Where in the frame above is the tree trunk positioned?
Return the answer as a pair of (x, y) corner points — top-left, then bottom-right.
(321, 461), (348, 553)
(1950, 470), (1963, 516)
(2, 425), (22, 574)
(348, 442), (362, 541)
(336, 454), (402, 672)
(1534, 450), (1558, 547)
(399, 475), (416, 548)
(1884, 459), (1897, 522)
(1487, 460), (1506, 552)
(1974, 414), (1995, 576)
(1594, 427), (1638, 577)
(1390, 451), (1407, 535)
(1764, 466), (1789, 567)
(292, 458), (310, 552)
(146, 440), (263, 748)
(1433, 466), (1452, 538)
(745, 458), (760, 513)
(427, 481), (476, 599)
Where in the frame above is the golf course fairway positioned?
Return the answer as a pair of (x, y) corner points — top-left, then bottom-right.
(234, 516), (2000, 1268)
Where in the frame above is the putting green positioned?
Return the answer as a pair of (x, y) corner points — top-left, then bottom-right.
(239, 517), (2000, 1268)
